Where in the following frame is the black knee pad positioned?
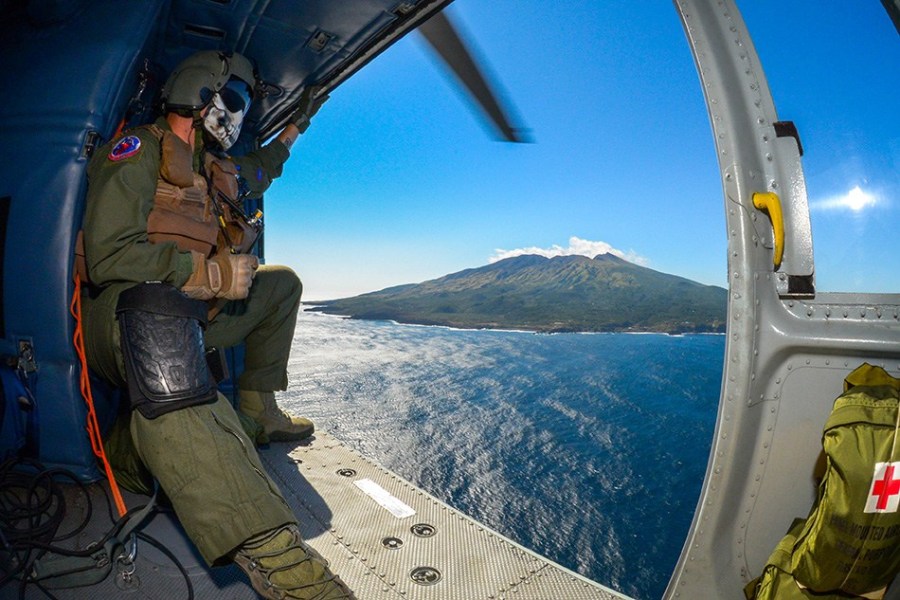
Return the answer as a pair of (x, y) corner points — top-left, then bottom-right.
(116, 283), (217, 419)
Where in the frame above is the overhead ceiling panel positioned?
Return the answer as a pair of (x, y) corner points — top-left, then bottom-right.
(163, 0), (451, 146)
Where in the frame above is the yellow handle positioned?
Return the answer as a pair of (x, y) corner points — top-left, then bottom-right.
(752, 192), (784, 269)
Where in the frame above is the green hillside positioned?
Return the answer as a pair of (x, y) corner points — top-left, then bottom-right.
(309, 254), (727, 333)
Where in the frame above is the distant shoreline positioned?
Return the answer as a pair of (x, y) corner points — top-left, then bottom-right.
(302, 305), (726, 336)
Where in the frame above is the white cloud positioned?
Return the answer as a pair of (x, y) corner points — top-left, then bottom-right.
(811, 185), (879, 212)
(489, 236), (649, 266)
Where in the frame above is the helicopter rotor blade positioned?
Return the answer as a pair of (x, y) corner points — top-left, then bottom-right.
(418, 11), (528, 143)
(882, 0), (900, 34)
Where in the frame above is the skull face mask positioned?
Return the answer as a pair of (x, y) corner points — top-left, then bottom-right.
(202, 79), (252, 150)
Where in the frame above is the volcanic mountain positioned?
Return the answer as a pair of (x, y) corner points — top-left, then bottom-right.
(309, 253), (726, 334)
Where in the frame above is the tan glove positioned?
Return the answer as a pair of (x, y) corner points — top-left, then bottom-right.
(211, 252), (258, 300)
(181, 251), (259, 301)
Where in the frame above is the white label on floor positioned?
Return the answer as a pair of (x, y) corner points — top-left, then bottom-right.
(354, 478), (416, 519)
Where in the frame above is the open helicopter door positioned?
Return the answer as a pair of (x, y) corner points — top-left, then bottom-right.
(0, 0), (168, 479)
(665, 1), (900, 597)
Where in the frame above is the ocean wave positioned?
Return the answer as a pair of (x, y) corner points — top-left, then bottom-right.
(283, 308), (723, 599)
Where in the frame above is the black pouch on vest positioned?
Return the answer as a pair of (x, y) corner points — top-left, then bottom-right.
(116, 283), (217, 419)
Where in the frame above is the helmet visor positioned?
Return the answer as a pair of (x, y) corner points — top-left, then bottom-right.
(219, 79), (252, 114)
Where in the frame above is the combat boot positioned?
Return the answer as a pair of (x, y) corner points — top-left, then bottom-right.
(239, 390), (314, 442)
(234, 524), (356, 599)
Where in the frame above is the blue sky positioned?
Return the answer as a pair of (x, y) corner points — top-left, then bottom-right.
(264, 1), (899, 301)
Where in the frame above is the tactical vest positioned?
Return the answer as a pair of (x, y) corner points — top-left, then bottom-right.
(146, 124), (219, 257)
(76, 125), (259, 284)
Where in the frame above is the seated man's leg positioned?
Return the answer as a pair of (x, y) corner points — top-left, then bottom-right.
(83, 282), (353, 598)
(115, 282), (297, 560)
(129, 393), (297, 561)
(206, 265), (313, 441)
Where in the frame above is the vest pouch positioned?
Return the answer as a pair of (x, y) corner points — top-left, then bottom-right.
(216, 208), (261, 254)
(147, 179), (218, 256)
(206, 155), (239, 200)
(206, 156), (260, 254)
(159, 130), (195, 188)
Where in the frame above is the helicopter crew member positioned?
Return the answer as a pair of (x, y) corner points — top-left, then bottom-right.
(79, 51), (353, 599)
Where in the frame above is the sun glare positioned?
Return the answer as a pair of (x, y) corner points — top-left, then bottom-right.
(813, 186), (878, 212)
(843, 186), (875, 211)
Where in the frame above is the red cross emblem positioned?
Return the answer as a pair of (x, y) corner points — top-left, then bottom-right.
(865, 462), (900, 513)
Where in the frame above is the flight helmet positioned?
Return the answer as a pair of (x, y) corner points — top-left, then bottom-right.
(161, 50), (257, 150)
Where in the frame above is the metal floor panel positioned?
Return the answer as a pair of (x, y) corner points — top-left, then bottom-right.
(260, 431), (626, 600)
(8, 433), (626, 600)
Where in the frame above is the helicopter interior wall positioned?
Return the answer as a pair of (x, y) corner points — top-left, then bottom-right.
(742, 361), (856, 572)
(0, 0), (168, 479)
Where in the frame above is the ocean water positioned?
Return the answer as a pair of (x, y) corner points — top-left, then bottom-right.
(281, 308), (724, 600)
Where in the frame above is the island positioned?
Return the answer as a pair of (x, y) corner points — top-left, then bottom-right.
(308, 253), (727, 334)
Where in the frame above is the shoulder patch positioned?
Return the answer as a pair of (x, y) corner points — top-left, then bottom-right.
(108, 135), (142, 162)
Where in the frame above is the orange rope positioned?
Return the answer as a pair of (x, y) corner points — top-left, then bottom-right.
(70, 277), (127, 517)
(111, 118), (126, 141)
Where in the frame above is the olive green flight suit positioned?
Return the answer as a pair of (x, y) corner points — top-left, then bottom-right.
(81, 117), (301, 564)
